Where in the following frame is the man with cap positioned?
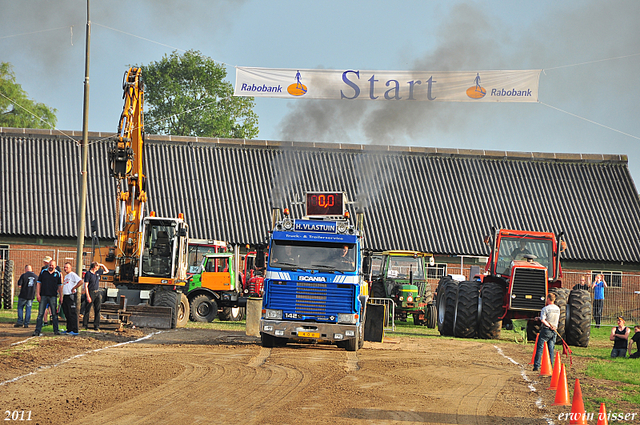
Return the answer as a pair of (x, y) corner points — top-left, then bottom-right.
(610, 316), (630, 358)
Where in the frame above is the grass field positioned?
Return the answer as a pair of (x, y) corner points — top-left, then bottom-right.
(2, 298), (639, 410)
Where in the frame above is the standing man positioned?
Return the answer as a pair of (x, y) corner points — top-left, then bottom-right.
(573, 275), (590, 291)
(592, 274), (607, 328)
(61, 262), (83, 335)
(83, 262), (108, 331)
(34, 260), (63, 336)
(533, 292), (561, 372)
(14, 265), (38, 328)
(628, 325), (640, 359)
(610, 316), (630, 358)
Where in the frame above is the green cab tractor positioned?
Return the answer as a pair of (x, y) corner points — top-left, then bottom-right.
(368, 250), (436, 328)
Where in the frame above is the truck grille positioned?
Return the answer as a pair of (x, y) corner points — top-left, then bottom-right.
(269, 281), (355, 316)
(510, 268), (546, 311)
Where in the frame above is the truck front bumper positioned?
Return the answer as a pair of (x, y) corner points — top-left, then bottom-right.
(260, 319), (359, 342)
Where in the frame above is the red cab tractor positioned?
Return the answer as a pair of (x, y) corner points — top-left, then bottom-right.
(436, 229), (591, 347)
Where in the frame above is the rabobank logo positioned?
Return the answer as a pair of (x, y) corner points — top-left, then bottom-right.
(466, 73), (486, 99)
(287, 70), (308, 96)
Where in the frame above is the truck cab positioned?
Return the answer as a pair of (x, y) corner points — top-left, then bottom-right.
(260, 192), (368, 351)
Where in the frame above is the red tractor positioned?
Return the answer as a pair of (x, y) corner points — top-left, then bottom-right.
(436, 228), (591, 347)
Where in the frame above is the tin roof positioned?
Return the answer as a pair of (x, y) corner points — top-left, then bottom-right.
(2, 127), (639, 263)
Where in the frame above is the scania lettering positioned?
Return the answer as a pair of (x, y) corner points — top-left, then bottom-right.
(260, 192), (371, 351)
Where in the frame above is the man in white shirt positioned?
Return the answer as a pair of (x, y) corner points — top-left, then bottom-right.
(533, 292), (561, 372)
(62, 262), (84, 335)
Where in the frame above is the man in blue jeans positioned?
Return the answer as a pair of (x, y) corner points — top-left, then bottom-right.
(15, 265), (38, 328)
(33, 260), (63, 336)
(533, 292), (561, 371)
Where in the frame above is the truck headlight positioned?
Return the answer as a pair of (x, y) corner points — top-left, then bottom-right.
(264, 309), (282, 320)
(338, 313), (357, 324)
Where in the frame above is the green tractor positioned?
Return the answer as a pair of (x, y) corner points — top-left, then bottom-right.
(368, 250), (436, 328)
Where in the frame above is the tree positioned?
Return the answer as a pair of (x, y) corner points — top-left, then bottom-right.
(0, 62), (57, 129)
(141, 50), (258, 139)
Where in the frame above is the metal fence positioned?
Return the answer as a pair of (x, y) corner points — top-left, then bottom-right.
(563, 271), (640, 326)
(368, 297), (396, 332)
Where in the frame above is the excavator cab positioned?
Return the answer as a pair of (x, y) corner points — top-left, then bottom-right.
(139, 217), (189, 283)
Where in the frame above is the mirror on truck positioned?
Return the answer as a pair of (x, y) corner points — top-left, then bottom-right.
(362, 251), (371, 275)
(256, 248), (265, 269)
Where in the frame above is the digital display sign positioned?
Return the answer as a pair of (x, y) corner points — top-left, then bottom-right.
(306, 192), (344, 216)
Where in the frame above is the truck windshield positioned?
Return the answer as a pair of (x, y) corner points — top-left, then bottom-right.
(269, 240), (356, 272)
(496, 237), (553, 276)
(386, 256), (425, 279)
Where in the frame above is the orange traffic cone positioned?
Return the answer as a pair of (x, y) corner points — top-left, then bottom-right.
(570, 378), (587, 424)
(529, 333), (540, 364)
(539, 342), (553, 376)
(552, 364), (571, 406)
(596, 403), (608, 425)
(547, 352), (562, 390)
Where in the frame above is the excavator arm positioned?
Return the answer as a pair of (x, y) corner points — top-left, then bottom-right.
(108, 67), (148, 282)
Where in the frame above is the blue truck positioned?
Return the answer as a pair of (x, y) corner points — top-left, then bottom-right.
(259, 192), (374, 351)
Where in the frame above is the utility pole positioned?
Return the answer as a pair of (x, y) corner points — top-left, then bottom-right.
(75, 0), (91, 329)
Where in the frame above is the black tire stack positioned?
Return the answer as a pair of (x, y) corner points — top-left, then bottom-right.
(436, 277), (457, 336)
(2, 260), (14, 309)
(477, 282), (504, 339)
(454, 281), (480, 338)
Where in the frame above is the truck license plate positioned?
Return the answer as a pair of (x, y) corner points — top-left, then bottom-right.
(298, 331), (320, 338)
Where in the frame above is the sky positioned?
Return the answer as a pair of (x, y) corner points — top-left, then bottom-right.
(2, 0), (640, 186)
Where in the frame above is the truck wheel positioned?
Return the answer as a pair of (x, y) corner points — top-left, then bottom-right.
(549, 287), (569, 343)
(261, 332), (276, 347)
(566, 289), (591, 347)
(153, 290), (180, 329)
(2, 260), (14, 309)
(221, 306), (245, 321)
(437, 279), (457, 336)
(454, 281), (480, 338)
(478, 282), (504, 339)
(176, 293), (189, 328)
(426, 303), (437, 329)
(190, 294), (218, 322)
(345, 328), (360, 352)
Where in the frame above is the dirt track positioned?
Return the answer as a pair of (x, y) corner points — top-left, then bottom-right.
(0, 325), (568, 424)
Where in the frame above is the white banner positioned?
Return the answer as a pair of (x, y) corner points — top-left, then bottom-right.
(234, 67), (541, 103)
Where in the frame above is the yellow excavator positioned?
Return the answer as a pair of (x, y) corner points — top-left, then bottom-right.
(93, 67), (189, 328)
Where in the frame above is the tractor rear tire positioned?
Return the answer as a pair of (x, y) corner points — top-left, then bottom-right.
(153, 290), (180, 329)
(437, 279), (457, 336)
(526, 319), (541, 343)
(190, 294), (218, 322)
(371, 280), (386, 298)
(426, 303), (437, 329)
(566, 289), (591, 347)
(478, 282), (504, 339)
(2, 260), (14, 309)
(221, 306), (245, 321)
(549, 287), (569, 343)
(454, 281), (480, 338)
